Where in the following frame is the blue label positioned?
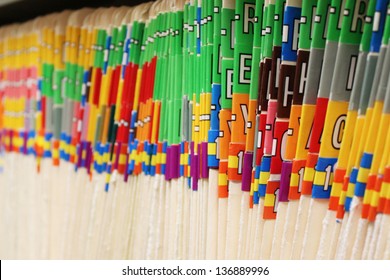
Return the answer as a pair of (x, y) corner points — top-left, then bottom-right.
(105, 163), (111, 191)
(259, 156), (271, 197)
(37, 79), (42, 93)
(43, 133), (53, 158)
(371, 0), (388, 52)
(142, 141), (153, 175)
(360, 152), (373, 169)
(282, 6), (301, 62)
(197, 7), (202, 54)
(355, 182), (366, 197)
(350, 167), (359, 186)
(94, 142), (105, 174)
(82, 70), (90, 106)
(129, 110), (138, 144)
(161, 141), (168, 175)
(210, 84), (221, 130)
(207, 129), (220, 168)
(27, 130), (36, 155)
(253, 165), (261, 204)
(150, 143), (158, 176)
(312, 157), (337, 199)
(128, 140), (138, 173)
(355, 153), (373, 197)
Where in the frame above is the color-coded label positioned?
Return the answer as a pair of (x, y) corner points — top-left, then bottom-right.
(264, 180), (280, 219)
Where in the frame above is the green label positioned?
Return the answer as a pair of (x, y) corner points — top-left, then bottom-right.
(212, 0), (223, 84)
(53, 70), (65, 105)
(221, 8), (235, 59)
(221, 58), (234, 108)
(311, 0), (332, 49)
(233, 0), (256, 94)
(273, 0), (286, 47)
(253, 0), (265, 48)
(299, 0), (318, 50)
(339, 0), (369, 44)
(249, 46), (261, 100)
(233, 45), (253, 93)
(94, 29), (106, 68)
(262, 3), (273, 58)
(360, 0), (377, 52)
(326, 0), (346, 42)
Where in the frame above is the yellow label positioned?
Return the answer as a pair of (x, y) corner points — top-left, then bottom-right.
(290, 172), (299, 186)
(330, 181), (343, 198)
(353, 108), (373, 166)
(346, 116), (365, 174)
(314, 169), (334, 186)
(371, 114), (390, 173)
(264, 193), (275, 207)
(296, 104), (315, 159)
(337, 110), (357, 169)
(303, 166), (315, 182)
(365, 101), (384, 154)
(259, 171), (270, 185)
(133, 69), (143, 111)
(208, 142), (217, 155)
(357, 167), (370, 184)
(319, 100), (349, 158)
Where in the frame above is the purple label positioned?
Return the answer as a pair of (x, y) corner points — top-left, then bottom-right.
(165, 146), (172, 181)
(166, 145), (181, 180)
(86, 141), (92, 174)
(200, 142), (209, 179)
(173, 144), (180, 179)
(22, 131), (28, 154)
(76, 143), (83, 168)
(279, 161), (292, 202)
(241, 152), (253, 192)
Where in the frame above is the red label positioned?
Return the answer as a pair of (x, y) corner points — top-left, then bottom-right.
(263, 180), (280, 220)
(301, 152), (318, 195)
(270, 119), (289, 174)
(309, 97), (328, 153)
(329, 168), (346, 211)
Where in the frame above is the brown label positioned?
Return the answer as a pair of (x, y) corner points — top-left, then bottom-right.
(270, 46), (282, 100)
(258, 58), (272, 112)
(293, 50), (310, 105)
(277, 63), (296, 119)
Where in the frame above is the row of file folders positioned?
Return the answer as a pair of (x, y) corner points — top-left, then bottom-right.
(1, 0), (390, 259)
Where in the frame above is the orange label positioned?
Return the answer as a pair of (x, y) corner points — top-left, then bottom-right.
(245, 99), (257, 151)
(228, 142), (246, 181)
(219, 109), (232, 160)
(302, 152), (318, 195)
(263, 180), (279, 220)
(285, 104), (301, 160)
(329, 168), (346, 211)
(218, 160), (229, 198)
(231, 93), (249, 143)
